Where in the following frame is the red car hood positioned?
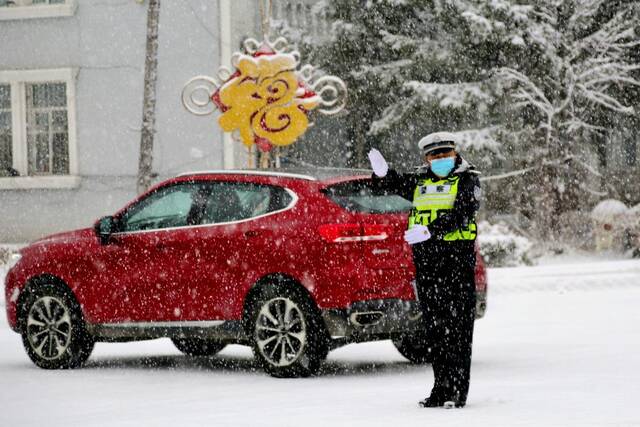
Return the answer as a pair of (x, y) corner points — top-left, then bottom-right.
(29, 228), (95, 248)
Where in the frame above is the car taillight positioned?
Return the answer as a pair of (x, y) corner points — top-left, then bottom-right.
(362, 224), (390, 241)
(318, 223), (389, 243)
(475, 251), (487, 292)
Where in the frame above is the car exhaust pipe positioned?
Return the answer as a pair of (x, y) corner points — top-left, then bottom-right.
(349, 311), (384, 327)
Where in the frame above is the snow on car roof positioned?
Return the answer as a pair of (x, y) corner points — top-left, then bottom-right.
(178, 167), (372, 182)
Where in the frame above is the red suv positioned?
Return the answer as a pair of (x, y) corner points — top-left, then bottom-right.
(4, 169), (487, 377)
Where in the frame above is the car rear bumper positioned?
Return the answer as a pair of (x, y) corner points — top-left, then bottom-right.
(476, 289), (487, 319)
(323, 292), (487, 341)
(321, 299), (424, 340)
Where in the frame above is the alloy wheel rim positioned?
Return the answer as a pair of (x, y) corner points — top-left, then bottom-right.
(26, 296), (72, 360)
(255, 297), (307, 367)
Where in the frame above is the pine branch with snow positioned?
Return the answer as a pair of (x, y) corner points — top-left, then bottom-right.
(498, 1), (640, 149)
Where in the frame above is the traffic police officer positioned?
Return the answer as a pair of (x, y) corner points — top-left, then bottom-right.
(368, 132), (481, 408)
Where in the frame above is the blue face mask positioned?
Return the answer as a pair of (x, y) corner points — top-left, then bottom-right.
(430, 157), (455, 177)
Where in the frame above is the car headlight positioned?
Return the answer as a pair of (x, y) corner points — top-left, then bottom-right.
(6, 252), (22, 272)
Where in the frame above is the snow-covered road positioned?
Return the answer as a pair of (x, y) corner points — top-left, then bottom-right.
(1, 259), (639, 427)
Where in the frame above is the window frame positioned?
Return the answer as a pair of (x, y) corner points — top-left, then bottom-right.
(0, 68), (79, 189)
(0, 0), (77, 21)
(200, 181), (297, 226)
(118, 182), (204, 234)
(199, 181), (293, 226)
(113, 181), (299, 235)
(323, 179), (414, 214)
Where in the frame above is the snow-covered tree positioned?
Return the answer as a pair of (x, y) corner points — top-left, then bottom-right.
(138, 0), (161, 194)
(369, 0), (535, 166)
(284, 0), (428, 168)
(500, 1), (639, 141)
(494, 1), (640, 237)
(289, 0), (532, 168)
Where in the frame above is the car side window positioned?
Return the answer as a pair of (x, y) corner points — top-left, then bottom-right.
(200, 183), (292, 225)
(268, 185), (293, 212)
(119, 184), (200, 232)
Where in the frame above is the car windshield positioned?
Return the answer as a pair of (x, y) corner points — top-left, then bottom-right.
(323, 179), (412, 214)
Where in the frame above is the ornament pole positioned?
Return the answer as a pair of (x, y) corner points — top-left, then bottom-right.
(247, 146), (254, 169)
(258, 0), (272, 40)
(260, 151), (270, 169)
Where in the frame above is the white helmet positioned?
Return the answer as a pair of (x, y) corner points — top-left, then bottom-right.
(418, 131), (458, 155)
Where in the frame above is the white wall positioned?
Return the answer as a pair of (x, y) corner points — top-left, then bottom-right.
(0, 0), (261, 242)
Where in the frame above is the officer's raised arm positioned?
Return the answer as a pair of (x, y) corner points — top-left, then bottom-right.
(367, 149), (417, 201)
(368, 149), (388, 177)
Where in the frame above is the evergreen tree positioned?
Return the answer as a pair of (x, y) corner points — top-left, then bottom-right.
(288, 1), (427, 168)
(290, 0), (530, 169)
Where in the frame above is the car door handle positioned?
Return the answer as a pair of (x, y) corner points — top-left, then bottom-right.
(372, 248), (390, 255)
(244, 230), (261, 238)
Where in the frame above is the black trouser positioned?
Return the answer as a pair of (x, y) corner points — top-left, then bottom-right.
(413, 241), (476, 403)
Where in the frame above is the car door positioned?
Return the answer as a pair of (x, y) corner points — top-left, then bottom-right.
(176, 181), (292, 321)
(92, 182), (204, 322)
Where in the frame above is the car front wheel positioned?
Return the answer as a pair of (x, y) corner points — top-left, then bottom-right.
(20, 284), (94, 369)
(249, 284), (328, 378)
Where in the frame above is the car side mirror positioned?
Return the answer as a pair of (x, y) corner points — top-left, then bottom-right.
(94, 216), (116, 245)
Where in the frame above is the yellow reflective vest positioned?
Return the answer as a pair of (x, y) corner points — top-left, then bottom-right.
(408, 175), (477, 241)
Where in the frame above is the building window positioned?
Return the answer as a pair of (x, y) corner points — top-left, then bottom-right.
(272, 1), (330, 40)
(26, 83), (69, 175)
(0, 69), (78, 189)
(0, 0), (77, 21)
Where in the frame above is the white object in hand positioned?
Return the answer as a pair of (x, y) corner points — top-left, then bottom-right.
(404, 225), (431, 245)
(367, 149), (388, 177)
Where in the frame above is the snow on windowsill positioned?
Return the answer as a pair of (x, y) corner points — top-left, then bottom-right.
(0, 1), (77, 21)
(0, 175), (80, 190)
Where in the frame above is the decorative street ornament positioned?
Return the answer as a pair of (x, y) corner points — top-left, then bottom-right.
(182, 36), (347, 154)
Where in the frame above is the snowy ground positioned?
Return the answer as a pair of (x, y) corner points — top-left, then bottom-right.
(1, 258), (640, 427)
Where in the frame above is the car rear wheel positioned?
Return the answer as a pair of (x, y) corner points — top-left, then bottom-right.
(392, 331), (434, 364)
(171, 338), (226, 357)
(20, 284), (94, 369)
(249, 283), (328, 378)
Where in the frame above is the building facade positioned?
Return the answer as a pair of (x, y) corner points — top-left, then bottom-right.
(0, 0), (264, 242)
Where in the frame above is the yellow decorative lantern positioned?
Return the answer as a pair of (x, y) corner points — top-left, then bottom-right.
(182, 37), (347, 154)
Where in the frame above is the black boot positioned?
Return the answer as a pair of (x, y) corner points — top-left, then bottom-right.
(443, 391), (467, 409)
(418, 396), (445, 408)
(443, 400), (466, 409)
